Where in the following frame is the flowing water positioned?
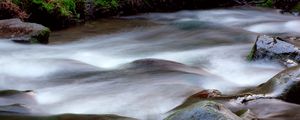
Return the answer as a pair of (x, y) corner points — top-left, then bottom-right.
(1, 7), (300, 119)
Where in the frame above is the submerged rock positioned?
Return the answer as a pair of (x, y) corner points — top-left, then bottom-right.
(0, 104), (31, 115)
(0, 90), (33, 97)
(248, 35), (300, 67)
(125, 58), (211, 75)
(251, 65), (300, 104)
(228, 99), (300, 120)
(0, 18), (50, 44)
(0, 90), (36, 106)
(165, 101), (242, 120)
(190, 89), (222, 99)
(235, 109), (257, 120)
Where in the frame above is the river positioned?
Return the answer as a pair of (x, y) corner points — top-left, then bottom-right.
(1, 7), (300, 120)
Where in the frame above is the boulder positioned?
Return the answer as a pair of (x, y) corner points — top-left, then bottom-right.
(251, 65), (300, 104)
(0, 18), (50, 44)
(248, 35), (300, 67)
(165, 101), (242, 120)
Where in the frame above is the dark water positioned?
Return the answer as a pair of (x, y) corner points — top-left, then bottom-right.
(1, 7), (300, 119)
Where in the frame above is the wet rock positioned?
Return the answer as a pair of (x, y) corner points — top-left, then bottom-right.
(251, 65), (300, 104)
(126, 58), (210, 75)
(0, 104), (31, 115)
(170, 89), (224, 111)
(227, 99), (300, 120)
(0, 90), (36, 106)
(0, 114), (137, 120)
(165, 101), (242, 120)
(235, 109), (257, 120)
(170, 21), (222, 30)
(0, 90), (32, 97)
(190, 89), (222, 99)
(0, 18), (50, 44)
(248, 35), (300, 67)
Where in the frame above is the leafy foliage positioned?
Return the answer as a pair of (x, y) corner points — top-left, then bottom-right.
(94, 0), (119, 9)
(258, 0), (274, 8)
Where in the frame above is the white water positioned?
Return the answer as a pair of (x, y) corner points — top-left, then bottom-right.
(1, 7), (300, 119)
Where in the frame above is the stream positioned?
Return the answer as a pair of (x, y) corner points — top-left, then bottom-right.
(1, 7), (300, 120)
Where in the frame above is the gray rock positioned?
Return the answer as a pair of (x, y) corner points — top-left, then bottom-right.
(165, 101), (242, 120)
(0, 18), (50, 44)
(251, 65), (300, 104)
(248, 35), (300, 67)
(0, 104), (31, 115)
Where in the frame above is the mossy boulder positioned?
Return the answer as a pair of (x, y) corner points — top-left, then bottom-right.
(0, 18), (50, 44)
(165, 101), (242, 120)
(251, 65), (300, 104)
(248, 35), (300, 67)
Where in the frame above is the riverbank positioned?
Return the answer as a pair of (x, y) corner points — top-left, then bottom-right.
(0, 0), (237, 30)
(2, 0), (299, 30)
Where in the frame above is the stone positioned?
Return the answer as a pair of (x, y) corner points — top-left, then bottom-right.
(165, 101), (242, 120)
(190, 89), (222, 99)
(0, 18), (50, 44)
(251, 65), (300, 104)
(248, 35), (300, 67)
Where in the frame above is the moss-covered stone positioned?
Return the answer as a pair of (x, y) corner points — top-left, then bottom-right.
(30, 27), (50, 44)
(247, 42), (256, 61)
(0, 18), (50, 44)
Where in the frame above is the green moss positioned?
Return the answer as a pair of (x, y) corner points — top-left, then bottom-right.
(30, 27), (50, 44)
(0, 90), (23, 96)
(32, 0), (54, 12)
(94, 0), (119, 9)
(11, 0), (21, 5)
(292, 2), (300, 12)
(235, 109), (248, 116)
(258, 0), (274, 8)
(29, 0), (77, 17)
(247, 44), (256, 61)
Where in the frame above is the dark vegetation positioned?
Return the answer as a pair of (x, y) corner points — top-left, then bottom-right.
(1, 0), (299, 30)
(0, 0), (240, 29)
